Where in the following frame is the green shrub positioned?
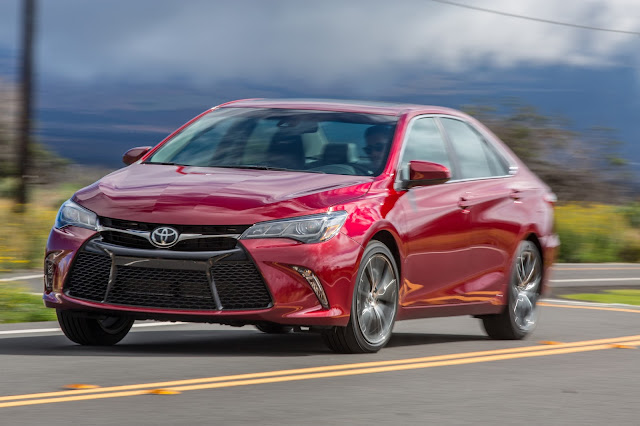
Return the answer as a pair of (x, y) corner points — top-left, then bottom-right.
(0, 284), (57, 323)
(555, 203), (638, 263)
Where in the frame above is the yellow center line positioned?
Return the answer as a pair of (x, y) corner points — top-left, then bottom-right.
(1, 334), (639, 408)
(539, 302), (640, 314)
(171, 340), (640, 393)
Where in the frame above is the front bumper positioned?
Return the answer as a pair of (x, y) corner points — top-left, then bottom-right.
(44, 226), (363, 327)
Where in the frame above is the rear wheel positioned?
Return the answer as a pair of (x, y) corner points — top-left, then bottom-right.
(57, 310), (134, 346)
(322, 241), (399, 353)
(482, 240), (542, 340)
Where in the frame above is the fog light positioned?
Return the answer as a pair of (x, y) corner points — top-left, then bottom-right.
(44, 252), (59, 293)
(291, 265), (329, 309)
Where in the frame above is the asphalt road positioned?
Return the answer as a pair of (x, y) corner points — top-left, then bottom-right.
(0, 265), (639, 425)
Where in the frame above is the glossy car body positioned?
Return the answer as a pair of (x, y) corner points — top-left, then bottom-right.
(44, 99), (559, 351)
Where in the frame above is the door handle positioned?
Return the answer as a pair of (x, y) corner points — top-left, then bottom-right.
(458, 195), (471, 210)
(510, 189), (522, 201)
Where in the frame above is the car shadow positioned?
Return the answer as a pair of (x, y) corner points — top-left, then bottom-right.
(0, 329), (488, 357)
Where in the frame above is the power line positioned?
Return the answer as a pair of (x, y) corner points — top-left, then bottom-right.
(430, 0), (640, 36)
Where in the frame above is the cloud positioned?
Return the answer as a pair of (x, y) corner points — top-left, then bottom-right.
(0, 0), (638, 89)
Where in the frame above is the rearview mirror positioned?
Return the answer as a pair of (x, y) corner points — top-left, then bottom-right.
(405, 160), (451, 188)
(122, 146), (152, 165)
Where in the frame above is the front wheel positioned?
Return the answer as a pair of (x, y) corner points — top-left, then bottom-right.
(482, 240), (542, 340)
(322, 241), (399, 353)
(57, 310), (134, 346)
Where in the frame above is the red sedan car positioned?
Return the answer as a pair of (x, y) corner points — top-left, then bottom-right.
(44, 99), (559, 353)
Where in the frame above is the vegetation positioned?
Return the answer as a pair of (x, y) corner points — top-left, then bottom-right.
(560, 289), (640, 306)
(0, 185), (77, 272)
(0, 283), (57, 323)
(465, 101), (633, 203)
(555, 203), (640, 263)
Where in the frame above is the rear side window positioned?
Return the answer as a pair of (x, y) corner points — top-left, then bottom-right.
(440, 118), (507, 179)
(400, 117), (451, 171)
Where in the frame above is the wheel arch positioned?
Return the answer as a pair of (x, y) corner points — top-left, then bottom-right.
(370, 230), (401, 270)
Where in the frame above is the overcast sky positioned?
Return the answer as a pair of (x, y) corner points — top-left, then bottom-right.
(0, 0), (638, 166)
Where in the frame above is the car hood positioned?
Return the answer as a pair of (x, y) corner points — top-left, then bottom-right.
(74, 164), (374, 225)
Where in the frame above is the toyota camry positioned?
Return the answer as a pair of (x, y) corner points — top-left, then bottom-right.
(44, 99), (559, 353)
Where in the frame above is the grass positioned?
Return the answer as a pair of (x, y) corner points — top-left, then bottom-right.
(560, 289), (640, 306)
(0, 283), (57, 323)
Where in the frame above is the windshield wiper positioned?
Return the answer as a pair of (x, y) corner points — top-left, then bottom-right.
(210, 165), (325, 173)
(143, 161), (186, 166)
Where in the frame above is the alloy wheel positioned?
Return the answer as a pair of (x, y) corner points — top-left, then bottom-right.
(355, 253), (398, 345)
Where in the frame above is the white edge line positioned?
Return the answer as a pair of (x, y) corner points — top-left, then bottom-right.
(550, 278), (640, 283)
(0, 321), (187, 336)
(0, 274), (43, 282)
(542, 298), (640, 309)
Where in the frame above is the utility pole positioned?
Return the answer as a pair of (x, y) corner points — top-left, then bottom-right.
(15, 0), (36, 211)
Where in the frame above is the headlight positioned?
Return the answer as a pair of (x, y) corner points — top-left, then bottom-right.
(54, 199), (98, 230)
(240, 211), (348, 243)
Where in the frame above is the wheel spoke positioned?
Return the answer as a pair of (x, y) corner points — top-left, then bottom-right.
(364, 260), (375, 291)
(373, 304), (386, 335)
(357, 279), (371, 300)
(360, 306), (376, 334)
(377, 279), (397, 303)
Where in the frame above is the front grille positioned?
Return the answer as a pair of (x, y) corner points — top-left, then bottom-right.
(66, 252), (111, 302)
(108, 266), (216, 310)
(100, 231), (238, 251)
(99, 217), (250, 235)
(64, 250), (272, 311)
(212, 262), (272, 310)
(99, 218), (244, 251)
(101, 231), (154, 250)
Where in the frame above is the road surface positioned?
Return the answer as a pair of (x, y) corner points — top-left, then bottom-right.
(0, 264), (638, 424)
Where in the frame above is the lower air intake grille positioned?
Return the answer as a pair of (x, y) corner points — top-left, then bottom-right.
(66, 252), (111, 302)
(107, 266), (216, 310)
(64, 252), (272, 310)
(213, 262), (272, 310)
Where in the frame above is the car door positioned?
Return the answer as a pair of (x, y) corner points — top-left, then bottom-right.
(438, 117), (522, 301)
(395, 116), (476, 307)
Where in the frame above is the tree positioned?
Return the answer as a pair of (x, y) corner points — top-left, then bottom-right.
(464, 101), (632, 203)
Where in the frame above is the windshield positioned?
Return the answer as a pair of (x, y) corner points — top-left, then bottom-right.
(145, 108), (397, 176)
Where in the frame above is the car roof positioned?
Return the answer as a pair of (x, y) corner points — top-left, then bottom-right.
(217, 98), (463, 117)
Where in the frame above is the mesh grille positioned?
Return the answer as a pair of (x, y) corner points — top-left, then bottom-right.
(66, 252), (111, 302)
(213, 262), (272, 309)
(107, 266), (217, 310)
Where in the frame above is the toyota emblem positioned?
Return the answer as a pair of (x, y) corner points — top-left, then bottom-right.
(150, 226), (179, 248)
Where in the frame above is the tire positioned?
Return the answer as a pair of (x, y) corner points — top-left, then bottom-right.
(322, 241), (399, 353)
(482, 240), (542, 340)
(57, 310), (134, 346)
(255, 323), (294, 334)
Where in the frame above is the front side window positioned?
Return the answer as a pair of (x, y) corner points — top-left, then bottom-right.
(440, 118), (498, 179)
(399, 117), (452, 174)
(146, 108), (397, 176)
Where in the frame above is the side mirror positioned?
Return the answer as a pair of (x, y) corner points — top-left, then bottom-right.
(405, 160), (451, 188)
(122, 146), (152, 165)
